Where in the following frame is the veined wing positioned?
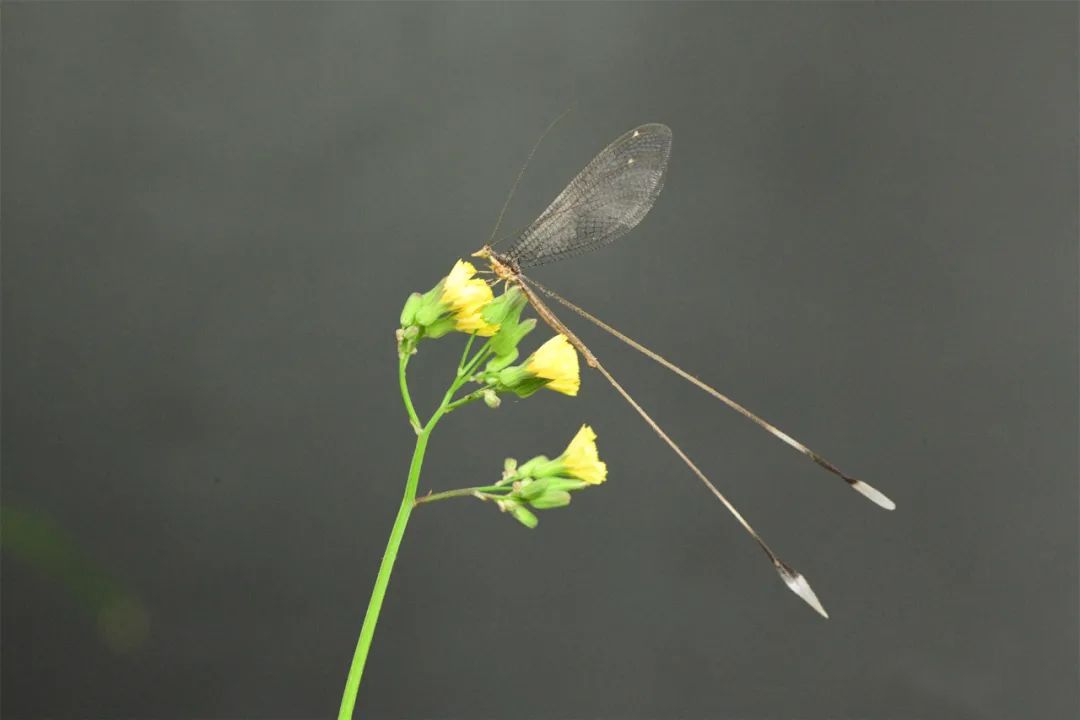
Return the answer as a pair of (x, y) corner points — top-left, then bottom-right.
(505, 123), (672, 268)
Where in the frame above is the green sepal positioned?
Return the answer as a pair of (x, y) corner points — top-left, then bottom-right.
(424, 317), (457, 339)
(528, 490), (572, 510)
(496, 366), (531, 388)
(415, 305), (442, 327)
(509, 504), (538, 529)
(485, 348), (519, 373)
(515, 476), (588, 501)
(527, 456), (565, 478)
(399, 292), (423, 327)
(414, 282), (447, 326)
(509, 376), (548, 398)
(482, 287), (525, 325)
(492, 318), (537, 358)
(422, 280), (445, 304)
(543, 477), (590, 492)
(490, 301), (536, 356)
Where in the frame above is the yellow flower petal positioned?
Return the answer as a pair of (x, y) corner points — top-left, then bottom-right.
(561, 424), (607, 485)
(440, 260), (499, 336)
(525, 334), (580, 396)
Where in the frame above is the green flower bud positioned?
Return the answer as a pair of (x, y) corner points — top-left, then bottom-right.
(407, 281), (444, 327)
(529, 489), (572, 510)
(509, 503), (538, 529)
(516, 477), (550, 501)
(513, 474), (590, 509)
(516, 455), (550, 478)
(399, 292), (423, 327)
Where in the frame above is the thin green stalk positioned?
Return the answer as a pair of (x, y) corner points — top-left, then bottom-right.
(414, 484), (507, 506)
(456, 333), (477, 374)
(445, 390), (485, 413)
(460, 342), (494, 380)
(398, 353), (421, 432)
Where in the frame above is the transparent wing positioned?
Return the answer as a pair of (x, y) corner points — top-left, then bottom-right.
(505, 123), (672, 268)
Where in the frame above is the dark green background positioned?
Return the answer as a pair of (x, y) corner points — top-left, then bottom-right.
(3, 3), (1076, 718)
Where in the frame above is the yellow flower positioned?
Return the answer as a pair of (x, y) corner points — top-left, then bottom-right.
(440, 260), (499, 336)
(525, 334), (580, 396)
(560, 425), (607, 485)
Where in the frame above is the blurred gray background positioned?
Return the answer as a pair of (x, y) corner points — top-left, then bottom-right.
(3, 3), (1076, 719)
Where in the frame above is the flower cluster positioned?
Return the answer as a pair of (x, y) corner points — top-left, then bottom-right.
(399, 260), (499, 342)
(399, 259), (581, 399)
(398, 260), (609, 528)
(491, 425), (608, 528)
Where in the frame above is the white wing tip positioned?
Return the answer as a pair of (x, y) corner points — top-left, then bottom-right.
(777, 564), (829, 619)
(851, 480), (896, 511)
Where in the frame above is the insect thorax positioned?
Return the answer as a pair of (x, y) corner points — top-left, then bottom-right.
(474, 245), (520, 282)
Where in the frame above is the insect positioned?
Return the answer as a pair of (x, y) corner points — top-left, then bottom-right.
(473, 121), (894, 617)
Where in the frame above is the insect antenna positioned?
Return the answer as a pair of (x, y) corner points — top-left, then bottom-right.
(487, 106), (575, 249)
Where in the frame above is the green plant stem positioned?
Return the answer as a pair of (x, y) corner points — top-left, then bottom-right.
(413, 484), (507, 506)
(340, 343), (492, 720)
(339, 334), (500, 719)
(338, 405), (445, 720)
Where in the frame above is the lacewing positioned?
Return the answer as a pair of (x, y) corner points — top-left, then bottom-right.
(473, 122), (894, 617)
